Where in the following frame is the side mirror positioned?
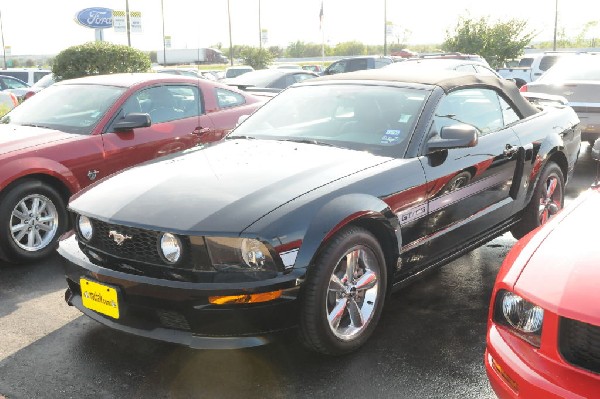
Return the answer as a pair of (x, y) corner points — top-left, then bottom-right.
(113, 112), (151, 131)
(592, 139), (600, 162)
(427, 124), (478, 153)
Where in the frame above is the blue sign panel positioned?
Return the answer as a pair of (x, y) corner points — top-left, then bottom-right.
(75, 7), (113, 29)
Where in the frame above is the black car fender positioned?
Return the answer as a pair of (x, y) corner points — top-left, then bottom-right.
(521, 136), (568, 208)
(293, 193), (401, 275)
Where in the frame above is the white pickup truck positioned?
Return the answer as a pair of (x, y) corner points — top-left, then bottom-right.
(496, 52), (576, 87)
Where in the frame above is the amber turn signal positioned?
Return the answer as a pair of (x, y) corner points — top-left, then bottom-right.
(209, 290), (282, 305)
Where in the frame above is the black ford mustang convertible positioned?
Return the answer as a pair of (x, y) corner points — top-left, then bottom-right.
(59, 70), (581, 355)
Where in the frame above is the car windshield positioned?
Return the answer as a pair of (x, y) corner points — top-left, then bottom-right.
(538, 56), (600, 81)
(0, 83), (125, 134)
(230, 84), (430, 157)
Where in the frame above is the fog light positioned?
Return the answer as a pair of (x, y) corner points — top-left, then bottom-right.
(160, 233), (182, 264)
(78, 215), (93, 241)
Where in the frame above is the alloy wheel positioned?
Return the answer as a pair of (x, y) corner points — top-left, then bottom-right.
(538, 173), (562, 225)
(9, 194), (59, 252)
(326, 246), (380, 341)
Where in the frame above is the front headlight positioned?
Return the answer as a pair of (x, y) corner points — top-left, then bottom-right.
(494, 290), (544, 347)
(159, 233), (182, 264)
(77, 215), (93, 241)
(205, 237), (278, 272)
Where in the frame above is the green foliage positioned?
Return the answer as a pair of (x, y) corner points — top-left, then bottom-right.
(268, 46), (285, 58)
(443, 15), (536, 68)
(52, 41), (151, 81)
(0, 103), (11, 118)
(286, 41), (324, 58)
(240, 47), (273, 69)
(332, 41), (366, 56)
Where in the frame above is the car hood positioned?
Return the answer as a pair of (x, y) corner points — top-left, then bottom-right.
(70, 139), (392, 235)
(0, 124), (76, 155)
(514, 189), (600, 326)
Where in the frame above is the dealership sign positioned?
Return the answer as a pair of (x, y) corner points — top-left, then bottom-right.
(75, 7), (113, 29)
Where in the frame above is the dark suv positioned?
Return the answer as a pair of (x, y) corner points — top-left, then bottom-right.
(323, 56), (393, 75)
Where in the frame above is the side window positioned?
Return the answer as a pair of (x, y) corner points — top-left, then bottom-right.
(499, 96), (520, 125)
(216, 88), (246, 108)
(33, 72), (50, 83)
(294, 73), (315, 83)
(119, 85), (200, 126)
(539, 56), (560, 72)
(347, 58), (368, 72)
(327, 60), (347, 74)
(3, 77), (28, 89)
(431, 88), (505, 138)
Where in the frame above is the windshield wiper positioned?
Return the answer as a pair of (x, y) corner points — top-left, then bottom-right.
(226, 135), (256, 140)
(20, 123), (51, 129)
(281, 138), (334, 147)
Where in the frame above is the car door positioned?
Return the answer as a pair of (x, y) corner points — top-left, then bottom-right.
(416, 87), (522, 264)
(97, 84), (215, 180)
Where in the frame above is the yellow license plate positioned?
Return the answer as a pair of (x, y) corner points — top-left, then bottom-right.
(80, 278), (120, 319)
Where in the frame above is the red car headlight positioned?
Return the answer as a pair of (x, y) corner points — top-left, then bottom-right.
(493, 290), (544, 347)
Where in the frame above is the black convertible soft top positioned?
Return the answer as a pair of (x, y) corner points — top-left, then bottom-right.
(311, 69), (539, 118)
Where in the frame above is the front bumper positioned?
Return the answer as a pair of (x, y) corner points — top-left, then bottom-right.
(485, 324), (600, 398)
(58, 236), (303, 349)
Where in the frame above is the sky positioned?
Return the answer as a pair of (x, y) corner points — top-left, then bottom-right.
(1, 0), (599, 56)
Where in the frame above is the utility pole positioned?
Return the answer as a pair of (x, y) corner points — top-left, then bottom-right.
(161, 0), (167, 65)
(228, 0), (233, 66)
(258, 0), (262, 49)
(0, 9), (6, 69)
(125, 0), (131, 46)
(553, 0), (558, 51)
(383, 0), (387, 56)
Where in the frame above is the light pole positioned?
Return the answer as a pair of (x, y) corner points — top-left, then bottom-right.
(258, 0), (262, 49)
(553, 0), (558, 51)
(125, 0), (131, 46)
(383, 0), (387, 56)
(161, 0), (166, 65)
(228, 0), (233, 66)
(0, 9), (6, 69)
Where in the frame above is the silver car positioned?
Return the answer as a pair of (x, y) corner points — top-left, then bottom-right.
(522, 54), (600, 144)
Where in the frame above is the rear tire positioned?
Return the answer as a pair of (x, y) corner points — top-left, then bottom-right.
(511, 162), (564, 239)
(299, 226), (387, 355)
(0, 179), (67, 263)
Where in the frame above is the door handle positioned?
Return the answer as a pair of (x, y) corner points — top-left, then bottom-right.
(192, 126), (211, 135)
(504, 144), (518, 158)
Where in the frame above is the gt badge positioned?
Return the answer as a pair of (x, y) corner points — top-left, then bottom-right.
(108, 230), (132, 245)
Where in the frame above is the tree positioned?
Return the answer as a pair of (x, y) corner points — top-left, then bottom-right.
(443, 16), (536, 68)
(240, 47), (273, 69)
(332, 41), (366, 56)
(52, 41), (151, 81)
(286, 41), (323, 58)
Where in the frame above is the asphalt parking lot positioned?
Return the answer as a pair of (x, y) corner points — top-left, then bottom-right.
(0, 143), (595, 399)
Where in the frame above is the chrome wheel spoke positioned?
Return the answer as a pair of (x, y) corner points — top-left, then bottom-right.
(328, 297), (348, 330)
(10, 223), (27, 233)
(14, 226), (29, 242)
(38, 215), (55, 224)
(12, 209), (28, 220)
(27, 230), (36, 247)
(347, 298), (364, 328)
(545, 177), (557, 199)
(329, 274), (345, 293)
(37, 223), (53, 232)
(31, 197), (41, 217)
(355, 270), (377, 292)
(345, 249), (360, 282)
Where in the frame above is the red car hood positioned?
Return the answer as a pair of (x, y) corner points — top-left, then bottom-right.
(0, 124), (76, 156)
(514, 188), (600, 326)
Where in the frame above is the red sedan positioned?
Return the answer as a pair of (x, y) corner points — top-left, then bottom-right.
(0, 73), (264, 263)
(485, 185), (600, 397)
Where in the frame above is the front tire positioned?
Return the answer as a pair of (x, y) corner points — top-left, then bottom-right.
(299, 226), (387, 355)
(0, 179), (67, 263)
(511, 162), (564, 239)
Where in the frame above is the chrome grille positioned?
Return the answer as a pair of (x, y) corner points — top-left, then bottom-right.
(559, 317), (600, 374)
(84, 219), (163, 265)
